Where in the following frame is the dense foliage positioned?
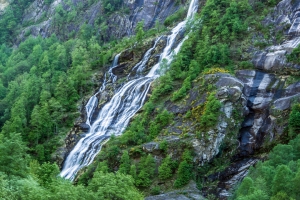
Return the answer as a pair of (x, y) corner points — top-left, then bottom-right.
(0, 35), (104, 162)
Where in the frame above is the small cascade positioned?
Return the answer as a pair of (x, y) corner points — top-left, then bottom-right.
(60, 0), (199, 181)
(85, 54), (120, 127)
(132, 36), (162, 74)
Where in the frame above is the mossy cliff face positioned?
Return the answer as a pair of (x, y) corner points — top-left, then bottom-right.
(15, 0), (180, 44)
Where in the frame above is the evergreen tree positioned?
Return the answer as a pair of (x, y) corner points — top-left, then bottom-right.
(158, 156), (173, 180)
(119, 150), (131, 174)
(0, 133), (29, 177)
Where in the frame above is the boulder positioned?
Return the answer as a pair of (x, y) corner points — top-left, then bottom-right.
(143, 142), (160, 153)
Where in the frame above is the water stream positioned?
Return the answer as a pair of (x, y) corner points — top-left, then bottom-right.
(60, 0), (199, 180)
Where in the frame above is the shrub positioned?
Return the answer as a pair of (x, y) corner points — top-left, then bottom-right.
(164, 8), (186, 26)
(199, 92), (222, 129)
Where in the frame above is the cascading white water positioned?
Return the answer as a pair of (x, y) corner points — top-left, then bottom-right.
(60, 0), (199, 180)
(85, 54), (120, 126)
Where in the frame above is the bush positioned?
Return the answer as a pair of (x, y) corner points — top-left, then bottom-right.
(149, 110), (173, 139)
(174, 160), (192, 188)
(199, 92), (222, 129)
(164, 8), (186, 26)
(171, 76), (192, 101)
(159, 140), (168, 152)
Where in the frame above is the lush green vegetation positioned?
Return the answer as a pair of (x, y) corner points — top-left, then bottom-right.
(0, 35), (106, 162)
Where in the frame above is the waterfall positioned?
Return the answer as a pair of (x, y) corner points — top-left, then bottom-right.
(60, 0), (199, 181)
(85, 54), (120, 127)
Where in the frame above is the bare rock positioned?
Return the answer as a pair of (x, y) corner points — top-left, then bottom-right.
(143, 142), (160, 153)
(145, 181), (205, 200)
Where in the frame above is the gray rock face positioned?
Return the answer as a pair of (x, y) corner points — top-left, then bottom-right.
(143, 142), (159, 153)
(236, 69), (300, 156)
(17, 0), (180, 43)
(127, 0), (178, 29)
(209, 158), (258, 199)
(192, 74), (246, 165)
(211, 68), (299, 198)
(251, 0), (300, 72)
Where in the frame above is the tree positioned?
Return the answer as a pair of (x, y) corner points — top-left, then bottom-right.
(288, 104), (300, 138)
(130, 164), (137, 179)
(174, 150), (193, 188)
(119, 150), (131, 174)
(0, 133), (29, 177)
(174, 160), (192, 188)
(269, 144), (294, 167)
(236, 177), (254, 196)
(88, 171), (143, 200)
(136, 154), (156, 187)
(158, 156), (173, 180)
(136, 21), (144, 44)
(271, 165), (293, 195)
(36, 162), (60, 187)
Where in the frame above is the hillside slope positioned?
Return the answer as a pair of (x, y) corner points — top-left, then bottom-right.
(0, 0), (299, 199)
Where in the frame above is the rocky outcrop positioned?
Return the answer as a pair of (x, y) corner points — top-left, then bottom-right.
(235, 69), (299, 156)
(209, 69), (300, 198)
(192, 74), (246, 165)
(252, 0), (300, 72)
(127, 0), (179, 29)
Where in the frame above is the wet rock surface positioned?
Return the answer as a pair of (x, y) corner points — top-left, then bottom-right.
(236, 70), (299, 156)
(209, 158), (258, 199)
(213, 69), (299, 198)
